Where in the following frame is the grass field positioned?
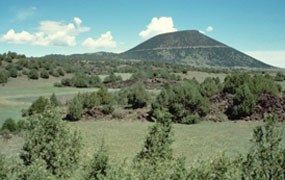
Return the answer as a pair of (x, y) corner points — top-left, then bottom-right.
(0, 76), (99, 123)
(0, 71), (276, 166)
(0, 119), (262, 166)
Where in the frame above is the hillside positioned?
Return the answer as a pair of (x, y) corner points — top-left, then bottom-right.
(120, 30), (272, 68)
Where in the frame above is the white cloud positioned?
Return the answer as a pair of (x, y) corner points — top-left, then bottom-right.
(199, 30), (205, 34)
(206, 26), (213, 32)
(139, 17), (177, 39)
(0, 17), (90, 47)
(245, 51), (285, 68)
(82, 31), (117, 49)
(13, 6), (37, 21)
(74, 17), (82, 26)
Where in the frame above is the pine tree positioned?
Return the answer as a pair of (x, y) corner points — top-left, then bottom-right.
(20, 108), (82, 178)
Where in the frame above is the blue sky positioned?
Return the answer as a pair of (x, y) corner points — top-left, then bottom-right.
(0, 0), (284, 67)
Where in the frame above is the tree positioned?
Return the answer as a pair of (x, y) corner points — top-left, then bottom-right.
(67, 96), (83, 121)
(27, 96), (49, 116)
(0, 70), (9, 85)
(227, 84), (256, 119)
(28, 69), (39, 80)
(136, 110), (173, 164)
(1, 118), (17, 133)
(20, 108), (81, 178)
(149, 81), (209, 124)
(126, 82), (150, 109)
(40, 70), (50, 79)
(241, 114), (285, 179)
(50, 93), (60, 107)
(85, 142), (109, 180)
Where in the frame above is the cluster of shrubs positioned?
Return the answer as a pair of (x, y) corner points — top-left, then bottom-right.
(149, 79), (211, 124)
(275, 72), (285, 81)
(224, 73), (281, 119)
(57, 74), (102, 88)
(0, 118), (25, 136)
(22, 93), (61, 117)
(66, 86), (115, 121)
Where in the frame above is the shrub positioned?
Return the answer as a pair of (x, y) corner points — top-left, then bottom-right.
(8, 68), (18, 78)
(85, 142), (109, 180)
(50, 93), (60, 107)
(40, 70), (49, 79)
(126, 82), (150, 109)
(57, 68), (65, 76)
(102, 104), (115, 115)
(227, 84), (257, 119)
(72, 74), (89, 88)
(0, 70), (9, 85)
(67, 96), (83, 121)
(103, 72), (122, 83)
(223, 73), (251, 94)
(28, 69), (39, 80)
(20, 108), (81, 178)
(28, 96), (50, 116)
(200, 77), (221, 97)
(241, 114), (285, 179)
(149, 81), (209, 124)
(1, 118), (17, 133)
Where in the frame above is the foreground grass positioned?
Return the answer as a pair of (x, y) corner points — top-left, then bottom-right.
(0, 120), (262, 166)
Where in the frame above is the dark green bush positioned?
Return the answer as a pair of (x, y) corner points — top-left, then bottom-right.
(1, 118), (17, 133)
(103, 72), (122, 83)
(40, 70), (49, 79)
(8, 68), (18, 78)
(27, 96), (50, 116)
(28, 69), (39, 80)
(200, 77), (222, 97)
(149, 81), (209, 124)
(67, 96), (83, 121)
(227, 84), (256, 119)
(50, 93), (60, 107)
(126, 82), (150, 109)
(0, 70), (9, 84)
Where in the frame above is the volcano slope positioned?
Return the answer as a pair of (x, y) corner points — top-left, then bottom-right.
(120, 30), (272, 68)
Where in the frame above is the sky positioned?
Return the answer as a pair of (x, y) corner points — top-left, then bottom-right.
(0, 0), (284, 67)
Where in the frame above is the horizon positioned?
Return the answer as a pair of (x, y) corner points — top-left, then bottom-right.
(0, 0), (284, 67)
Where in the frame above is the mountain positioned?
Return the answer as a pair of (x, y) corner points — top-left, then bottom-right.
(120, 30), (272, 68)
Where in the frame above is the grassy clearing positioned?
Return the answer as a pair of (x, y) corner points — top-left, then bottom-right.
(0, 120), (262, 166)
(0, 77), (99, 124)
(99, 73), (133, 81)
(178, 71), (227, 83)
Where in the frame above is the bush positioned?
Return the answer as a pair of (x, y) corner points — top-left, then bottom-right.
(85, 142), (109, 180)
(103, 72), (122, 83)
(50, 93), (60, 107)
(102, 104), (115, 115)
(67, 96), (83, 121)
(40, 70), (49, 79)
(126, 82), (150, 109)
(1, 118), (17, 133)
(27, 96), (50, 116)
(28, 69), (39, 80)
(8, 68), (18, 78)
(241, 114), (285, 179)
(149, 81), (209, 124)
(20, 108), (81, 178)
(0, 70), (9, 85)
(200, 77), (221, 97)
(227, 84), (257, 119)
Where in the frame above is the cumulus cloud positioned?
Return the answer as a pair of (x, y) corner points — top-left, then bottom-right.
(206, 26), (213, 32)
(139, 17), (177, 39)
(0, 17), (90, 46)
(82, 31), (117, 49)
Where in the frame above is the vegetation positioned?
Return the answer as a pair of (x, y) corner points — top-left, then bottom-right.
(20, 108), (81, 178)
(149, 81), (209, 124)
